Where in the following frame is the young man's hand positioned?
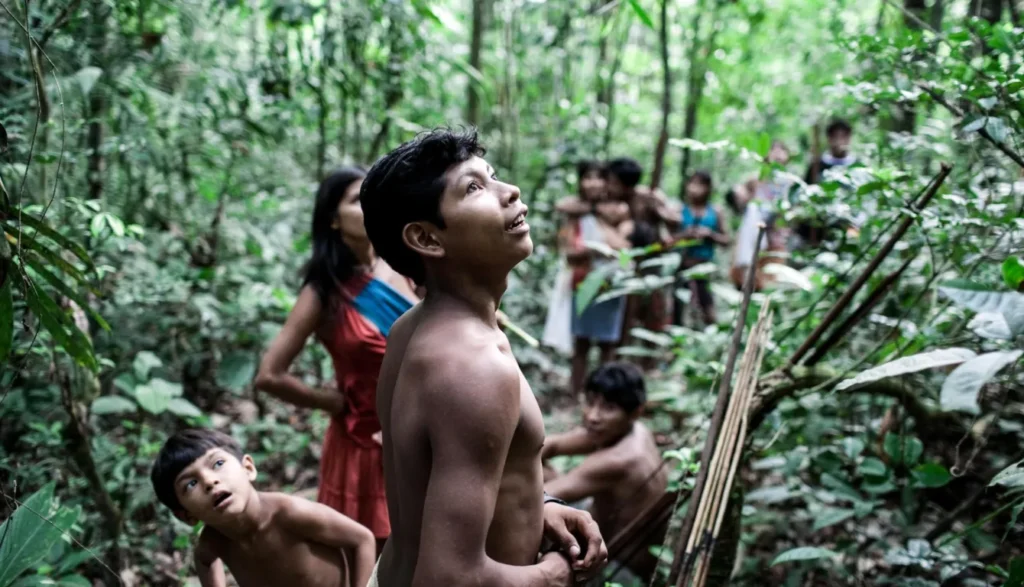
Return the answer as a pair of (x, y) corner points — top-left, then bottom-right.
(542, 503), (608, 581)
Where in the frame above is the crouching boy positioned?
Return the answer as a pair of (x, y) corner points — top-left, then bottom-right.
(151, 429), (376, 587)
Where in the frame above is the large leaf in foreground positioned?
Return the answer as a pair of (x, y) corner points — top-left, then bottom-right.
(835, 348), (976, 391)
(940, 350), (1023, 414)
(938, 283), (1024, 336)
(0, 482), (81, 587)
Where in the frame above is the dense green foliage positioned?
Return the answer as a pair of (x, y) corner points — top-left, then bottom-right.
(2, 0), (1024, 585)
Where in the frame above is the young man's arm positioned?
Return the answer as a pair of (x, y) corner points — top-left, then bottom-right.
(542, 428), (598, 460)
(194, 533), (228, 587)
(254, 286), (346, 413)
(544, 453), (626, 504)
(412, 350), (573, 587)
(280, 496), (377, 587)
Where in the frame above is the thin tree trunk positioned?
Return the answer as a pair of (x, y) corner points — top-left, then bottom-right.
(86, 0), (109, 200)
(20, 2), (50, 198)
(892, 0), (928, 134)
(649, 0), (672, 190)
(601, 20), (631, 156)
(467, 0), (486, 127)
(678, 0), (714, 191)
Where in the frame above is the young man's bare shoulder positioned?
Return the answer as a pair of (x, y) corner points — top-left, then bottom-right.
(403, 317), (519, 402)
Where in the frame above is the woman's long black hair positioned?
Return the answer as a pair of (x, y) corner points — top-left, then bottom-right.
(301, 166), (367, 307)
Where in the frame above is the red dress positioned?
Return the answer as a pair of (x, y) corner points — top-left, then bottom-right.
(317, 272), (413, 539)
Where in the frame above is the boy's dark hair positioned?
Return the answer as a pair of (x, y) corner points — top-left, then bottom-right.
(576, 159), (606, 180)
(606, 157), (643, 189)
(585, 362), (646, 414)
(687, 170), (713, 191)
(826, 119), (852, 137)
(361, 128), (486, 285)
(151, 429), (245, 512)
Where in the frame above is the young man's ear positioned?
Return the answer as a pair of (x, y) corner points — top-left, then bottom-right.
(242, 454), (257, 482)
(173, 509), (199, 526)
(402, 222), (445, 260)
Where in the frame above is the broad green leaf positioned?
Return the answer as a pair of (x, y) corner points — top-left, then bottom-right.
(858, 457), (887, 478)
(0, 483), (80, 587)
(903, 437), (924, 467)
(18, 239), (88, 285)
(168, 397), (203, 419)
(75, 66), (102, 96)
(20, 252), (109, 330)
(841, 437), (865, 459)
(991, 460), (1024, 488)
(134, 379), (180, 415)
(17, 211), (94, 270)
(812, 508), (855, 531)
(574, 265), (612, 316)
(1006, 557), (1024, 587)
(912, 463), (952, 488)
(133, 351), (162, 380)
(1003, 257), (1024, 291)
(770, 546), (838, 566)
(22, 280), (96, 371)
(216, 352), (257, 393)
(938, 284), (1024, 336)
(968, 312), (1012, 340)
(90, 395), (137, 415)
(884, 433), (902, 464)
(680, 262), (717, 279)
(626, 0), (655, 30)
(940, 350), (1023, 414)
(0, 276), (12, 364)
(834, 348), (976, 392)
(961, 116), (988, 133)
(762, 263), (813, 291)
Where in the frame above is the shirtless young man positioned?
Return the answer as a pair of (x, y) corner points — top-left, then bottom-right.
(360, 128), (609, 586)
(543, 363), (667, 581)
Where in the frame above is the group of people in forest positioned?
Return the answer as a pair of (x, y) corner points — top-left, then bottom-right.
(544, 119), (860, 392)
(146, 118), (860, 587)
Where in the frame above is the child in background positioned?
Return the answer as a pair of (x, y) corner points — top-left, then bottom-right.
(151, 429), (376, 587)
(666, 171), (729, 326)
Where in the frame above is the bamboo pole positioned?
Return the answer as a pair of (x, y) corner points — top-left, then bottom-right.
(667, 226), (766, 586)
(680, 304), (771, 586)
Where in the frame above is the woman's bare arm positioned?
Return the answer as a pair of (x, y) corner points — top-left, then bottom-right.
(254, 286), (345, 413)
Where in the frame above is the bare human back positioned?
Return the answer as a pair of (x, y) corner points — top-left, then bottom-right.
(360, 129), (608, 587)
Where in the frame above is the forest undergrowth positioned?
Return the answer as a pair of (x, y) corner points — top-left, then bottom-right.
(2, 0), (1024, 586)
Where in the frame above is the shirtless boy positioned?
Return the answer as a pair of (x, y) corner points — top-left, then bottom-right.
(152, 429), (376, 587)
(360, 128), (608, 586)
(543, 362), (667, 581)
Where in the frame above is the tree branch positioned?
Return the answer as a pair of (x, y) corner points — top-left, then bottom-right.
(918, 83), (1024, 170)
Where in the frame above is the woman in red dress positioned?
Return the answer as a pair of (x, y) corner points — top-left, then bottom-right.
(256, 167), (419, 549)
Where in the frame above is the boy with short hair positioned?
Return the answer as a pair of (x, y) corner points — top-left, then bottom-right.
(152, 428), (377, 587)
(543, 362), (667, 583)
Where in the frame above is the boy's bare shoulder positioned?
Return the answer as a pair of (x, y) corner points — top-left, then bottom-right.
(196, 524), (229, 563)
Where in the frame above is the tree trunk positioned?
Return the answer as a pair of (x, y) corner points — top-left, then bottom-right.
(467, 0), (486, 127)
(677, 0), (714, 192)
(601, 19), (631, 156)
(649, 0), (672, 190)
(969, 0), (1004, 22)
(86, 0), (109, 200)
(891, 0), (928, 134)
